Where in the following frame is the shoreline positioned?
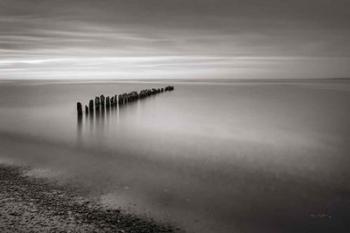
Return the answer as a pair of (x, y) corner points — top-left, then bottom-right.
(0, 164), (179, 233)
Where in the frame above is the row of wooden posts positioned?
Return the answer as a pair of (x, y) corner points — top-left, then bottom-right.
(77, 85), (174, 116)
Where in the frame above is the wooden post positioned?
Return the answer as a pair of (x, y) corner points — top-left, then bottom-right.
(76, 86), (174, 117)
(100, 95), (105, 106)
(77, 102), (83, 116)
(118, 94), (123, 105)
(89, 100), (94, 114)
(95, 96), (100, 110)
(110, 96), (114, 107)
(106, 96), (110, 108)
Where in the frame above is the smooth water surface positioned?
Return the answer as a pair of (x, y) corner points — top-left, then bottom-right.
(0, 80), (349, 233)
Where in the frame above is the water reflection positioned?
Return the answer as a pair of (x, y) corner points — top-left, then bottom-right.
(76, 87), (173, 137)
(76, 97), (141, 138)
(77, 114), (83, 131)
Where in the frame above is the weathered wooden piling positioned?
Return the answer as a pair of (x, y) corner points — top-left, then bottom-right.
(78, 85), (174, 116)
(165, 86), (174, 91)
(95, 97), (100, 110)
(119, 93), (126, 105)
(110, 96), (114, 107)
(106, 96), (110, 108)
(77, 102), (83, 115)
(89, 100), (94, 113)
(100, 95), (105, 106)
(126, 91), (138, 102)
(121, 94), (125, 104)
(111, 96), (114, 107)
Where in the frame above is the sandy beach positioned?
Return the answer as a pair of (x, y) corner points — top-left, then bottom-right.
(0, 165), (178, 233)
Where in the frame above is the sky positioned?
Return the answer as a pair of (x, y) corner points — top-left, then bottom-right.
(0, 0), (350, 80)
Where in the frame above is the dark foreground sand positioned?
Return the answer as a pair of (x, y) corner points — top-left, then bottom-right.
(0, 165), (180, 233)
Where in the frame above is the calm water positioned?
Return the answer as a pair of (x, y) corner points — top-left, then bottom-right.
(0, 80), (349, 233)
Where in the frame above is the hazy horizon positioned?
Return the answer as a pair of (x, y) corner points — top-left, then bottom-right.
(1, 0), (350, 80)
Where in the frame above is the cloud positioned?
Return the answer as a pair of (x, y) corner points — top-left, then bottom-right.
(0, 0), (349, 79)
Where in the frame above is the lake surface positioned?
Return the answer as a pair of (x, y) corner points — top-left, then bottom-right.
(0, 80), (349, 233)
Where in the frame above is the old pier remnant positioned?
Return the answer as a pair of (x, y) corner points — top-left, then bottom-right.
(95, 96), (100, 110)
(76, 85), (174, 116)
(100, 95), (105, 106)
(165, 86), (174, 91)
(89, 100), (94, 114)
(106, 96), (110, 108)
(77, 102), (83, 116)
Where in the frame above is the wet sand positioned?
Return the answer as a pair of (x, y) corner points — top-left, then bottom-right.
(0, 165), (179, 233)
